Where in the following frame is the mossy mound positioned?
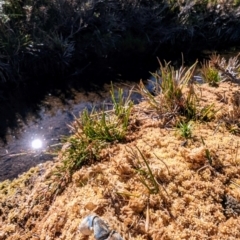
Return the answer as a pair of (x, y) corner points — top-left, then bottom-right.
(1, 80), (240, 239)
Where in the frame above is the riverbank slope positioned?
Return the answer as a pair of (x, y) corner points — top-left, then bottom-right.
(1, 74), (240, 239)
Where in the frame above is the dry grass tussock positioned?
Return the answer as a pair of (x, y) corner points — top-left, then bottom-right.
(1, 60), (240, 239)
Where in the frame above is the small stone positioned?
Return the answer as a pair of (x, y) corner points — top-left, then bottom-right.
(93, 216), (110, 240)
(106, 231), (124, 240)
(79, 215), (96, 235)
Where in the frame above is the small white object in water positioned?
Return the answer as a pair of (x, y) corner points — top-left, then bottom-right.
(31, 139), (43, 149)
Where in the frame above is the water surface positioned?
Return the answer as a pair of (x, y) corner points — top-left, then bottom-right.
(0, 82), (142, 181)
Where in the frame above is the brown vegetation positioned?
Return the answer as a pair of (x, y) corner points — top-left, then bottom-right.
(1, 73), (240, 239)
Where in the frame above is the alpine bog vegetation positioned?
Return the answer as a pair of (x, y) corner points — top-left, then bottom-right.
(1, 54), (240, 239)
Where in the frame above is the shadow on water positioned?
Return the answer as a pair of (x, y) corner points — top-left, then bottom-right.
(0, 53), (160, 139)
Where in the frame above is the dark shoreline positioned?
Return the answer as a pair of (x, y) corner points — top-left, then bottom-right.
(1, 1), (240, 90)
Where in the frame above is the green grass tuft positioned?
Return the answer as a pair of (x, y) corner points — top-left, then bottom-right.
(127, 146), (169, 197)
(37, 84), (133, 202)
(201, 60), (221, 86)
(176, 121), (193, 139)
(80, 84), (133, 142)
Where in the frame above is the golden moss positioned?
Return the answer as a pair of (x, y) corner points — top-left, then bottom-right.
(1, 82), (240, 239)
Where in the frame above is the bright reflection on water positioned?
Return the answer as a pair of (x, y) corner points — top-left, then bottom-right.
(31, 139), (43, 149)
(0, 82), (141, 181)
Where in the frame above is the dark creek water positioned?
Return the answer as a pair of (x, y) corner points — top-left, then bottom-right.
(0, 82), (143, 181)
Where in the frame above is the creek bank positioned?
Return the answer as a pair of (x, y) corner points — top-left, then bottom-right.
(1, 81), (240, 239)
(0, 48), (239, 181)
